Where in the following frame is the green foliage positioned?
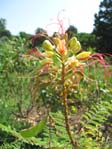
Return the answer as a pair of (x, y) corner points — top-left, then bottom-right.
(0, 141), (22, 149)
(19, 32), (32, 39)
(41, 111), (72, 148)
(76, 33), (96, 50)
(0, 123), (44, 148)
(0, 112), (72, 149)
(0, 18), (6, 31)
(93, 0), (112, 54)
(20, 117), (47, 138)
(66, 25), (78, 39)
(0, 18), (11, 38)
(79, 100), (112, 148)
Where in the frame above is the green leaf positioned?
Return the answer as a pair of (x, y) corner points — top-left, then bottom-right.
(52, 52), (61, 64)
(20, 117), (47, 138)
(85, 124), (97, 130)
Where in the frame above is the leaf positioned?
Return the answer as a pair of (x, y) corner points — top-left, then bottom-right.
(85, 124), (97, 130)
(20, 117), (47, 138)
(52, 52), (61, 64)
(0, 123), (23, 139)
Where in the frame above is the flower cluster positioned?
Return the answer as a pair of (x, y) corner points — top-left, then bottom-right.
(42, 33), (91, 68)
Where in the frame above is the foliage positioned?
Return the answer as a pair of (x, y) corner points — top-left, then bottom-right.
(0, 18), (6, 31)
(19, 32), (32, 39)
(93, 0), (112, 54)
(76, 33), (96, 50)
(79, 100), (112, 149)
(66, 25), (78, 39)
(33, 28), (48, 46)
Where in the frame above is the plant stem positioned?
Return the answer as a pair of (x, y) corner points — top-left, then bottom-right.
(61, 57), (78, 149)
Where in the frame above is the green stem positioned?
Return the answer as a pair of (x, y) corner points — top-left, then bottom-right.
(61, 57), (78, 149)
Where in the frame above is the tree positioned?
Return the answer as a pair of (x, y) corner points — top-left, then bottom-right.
(0, 18), (11, 38)
(35, 27), (47, 35)
(19, 31), (31, 39)
(0, 30), (11, 38)
(93, 0), (112, 54)
(66, 25), (78, 39)
(32, 27), (48, 46)
(76, 33), (96, 50)
(0, 18), (6, 32)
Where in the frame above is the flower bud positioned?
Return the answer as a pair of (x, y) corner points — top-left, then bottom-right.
(63, 33), (68, 42)
(45, 51), (54, 58)
(53, 37), (61, 47)
(56, 39), (67, 56)
(76, 51), (91, 60)
(53, 38), (67, 56)
(68, 37), (81, 54)
(43, 40), (53, 51)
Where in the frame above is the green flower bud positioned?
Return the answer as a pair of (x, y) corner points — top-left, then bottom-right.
(76, 51), (91, 60)
(45, 51), (54, 58)
(68, 37), (81, 54)
(43, 40), (53, 51)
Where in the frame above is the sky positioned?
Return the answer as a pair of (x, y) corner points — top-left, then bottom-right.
(0, 0), (102, 35)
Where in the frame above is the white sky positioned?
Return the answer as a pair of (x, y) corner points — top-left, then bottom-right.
(0, 0), (102, 35)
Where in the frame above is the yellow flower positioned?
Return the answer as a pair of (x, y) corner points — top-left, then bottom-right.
(76, 51), (91, 60)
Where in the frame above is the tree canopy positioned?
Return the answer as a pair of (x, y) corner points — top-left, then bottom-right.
(93, 0), (112, 54)
(66, 25), (78, 39)
(0, 18), (11, 38)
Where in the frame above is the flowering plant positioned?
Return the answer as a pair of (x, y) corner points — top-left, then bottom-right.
(24, 16), (109, 148)
(26, 28), (92, 148)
